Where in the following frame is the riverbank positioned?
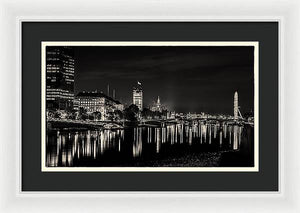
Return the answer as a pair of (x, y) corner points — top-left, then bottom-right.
(115, 150), (253, 167)
(47, 118), (124, 130)
(138, 152), (222, 167)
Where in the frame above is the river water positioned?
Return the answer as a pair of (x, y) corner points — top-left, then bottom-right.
(46, 121), (253, 167)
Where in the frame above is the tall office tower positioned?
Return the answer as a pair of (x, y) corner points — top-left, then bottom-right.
(234, 91), (239, 120)
(133, 81), (143, 110)
(46, 46), (75, 110)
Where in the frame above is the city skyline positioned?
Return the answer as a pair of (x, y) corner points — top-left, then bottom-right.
(74, 46), (254, 114)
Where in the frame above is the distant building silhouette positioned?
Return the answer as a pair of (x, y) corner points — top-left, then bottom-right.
(133, 81), (143, 110)
(151, 96), (163, 112)
(46, 46), (75, 110)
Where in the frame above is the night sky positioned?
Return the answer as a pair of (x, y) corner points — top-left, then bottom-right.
(73, 46), (254, 115)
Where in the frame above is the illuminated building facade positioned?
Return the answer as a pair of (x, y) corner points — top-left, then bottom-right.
(46, 46), (75, 110)
(74, 91), (124, 120)
(133, 82), (143, 110)
(167, 111), (176, 119)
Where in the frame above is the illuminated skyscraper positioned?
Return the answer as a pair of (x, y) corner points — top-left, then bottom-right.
(46, 46), (75, 110)
(133, 81), (143, 110)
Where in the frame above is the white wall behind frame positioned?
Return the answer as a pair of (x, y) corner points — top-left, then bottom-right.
(0, 0), (299, 213)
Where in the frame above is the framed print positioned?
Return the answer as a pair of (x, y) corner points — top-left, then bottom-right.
(21, 22), (278, 191)
(41, 41), (258, 172)
(5, 0), (300, 211)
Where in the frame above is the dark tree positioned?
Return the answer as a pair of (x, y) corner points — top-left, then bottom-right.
(78, 107), (88, 120)
(114, 110), (124, 120)
(141, 108), (154, 119)
(67, 109), (77, 120)
(107, 111), (115, 121)
(92, 111), (102, 121)
(124, 104), (139, 121)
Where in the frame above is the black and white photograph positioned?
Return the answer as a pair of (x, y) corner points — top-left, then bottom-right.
(42, 42), (258, 171)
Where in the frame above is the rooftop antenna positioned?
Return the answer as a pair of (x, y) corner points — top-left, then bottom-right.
(107, 84), (110, 97)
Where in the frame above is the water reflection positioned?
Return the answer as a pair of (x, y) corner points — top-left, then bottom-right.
(133, 128), (142, 157)
(46, 121), (245, 167)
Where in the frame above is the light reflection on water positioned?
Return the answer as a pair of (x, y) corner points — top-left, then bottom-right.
(46, 121), (245, 167)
